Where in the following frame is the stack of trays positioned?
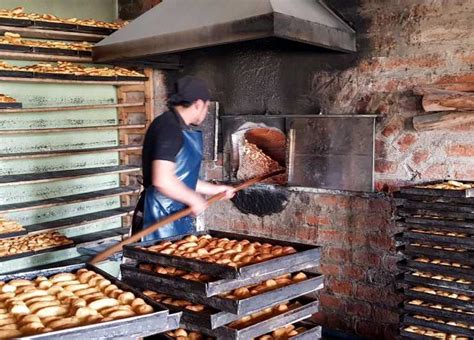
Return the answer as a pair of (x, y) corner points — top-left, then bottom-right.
(395, 181), (474, 339)
(121, 230), (323, 340)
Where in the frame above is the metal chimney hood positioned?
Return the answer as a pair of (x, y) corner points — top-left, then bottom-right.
(94, 0), (356, 63)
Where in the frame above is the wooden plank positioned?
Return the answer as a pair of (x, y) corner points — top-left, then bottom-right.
(25, 206), (134, 234)
(0, 186), (140, 213)
(419, 89), (474, 112)
(0, 124), (146, 134)
(413, 111), (474, 131)
(414, 83), (474, 94)
(0, 77), (145, 85)
(0, 144), (143, 160)
(144, 68), (154, 126)
(0, 165), (141, 186)
(0, 25), (105, 42)
(0, 51), (92, 63)
(119, 84), (145, 93)
(0, 102), (143, 114)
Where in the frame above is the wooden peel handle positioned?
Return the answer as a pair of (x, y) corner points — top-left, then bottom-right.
(89, 169), (284, 264)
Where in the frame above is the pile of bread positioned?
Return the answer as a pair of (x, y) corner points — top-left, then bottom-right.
(410, 242), (467, 253)
(0, 216), (24, 234)
(411, 286), (471, 302)
(140, 234), (297, 268)
(166, 328), (213, 340)
(0, 231), (72, 258)
(412, 271), (472, 284)
(413, 314), (474, 330)
(0, 32), (92, 51)
(138, 264), (213, 283)
(256, 323), (309, 339)
(0, 268), (154, 338)
(0, 7), (126, 29)
(415, 180), (473, 190)
(0, 60), (144, 78)
(404, 325), (469, 339)
(143, 290), (207, 313)
(228, 302), (302, 330)
(414, 257), (471, 269)
(220, 272), (307, 300)
(411, 229), (468, 238)
(0, 94), (16, 104)
(408, 299), (474, 315)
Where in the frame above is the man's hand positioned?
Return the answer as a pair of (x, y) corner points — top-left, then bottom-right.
(213, 185), (236, 200)
(189, 194), (208, 216)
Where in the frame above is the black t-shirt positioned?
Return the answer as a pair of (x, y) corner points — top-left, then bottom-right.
(142, 110), (185, 188)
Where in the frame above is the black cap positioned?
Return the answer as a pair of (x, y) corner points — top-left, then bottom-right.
(169, 76), (210, 105)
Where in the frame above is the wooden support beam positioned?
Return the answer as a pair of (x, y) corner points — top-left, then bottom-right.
(0, 124), (145, 134)
(0, 51), (92, 63)
(0, 102), (144, 114)
(413, 111), (474, 131)
(0, 25), (105, 42)
(0, 77), (145, 85)
(422, 90), (474, 112)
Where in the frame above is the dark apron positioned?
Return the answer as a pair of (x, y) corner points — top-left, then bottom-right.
(139, 129), (203, 241)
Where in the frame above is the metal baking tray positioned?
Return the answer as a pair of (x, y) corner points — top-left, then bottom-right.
(399, 181), (474, 198)
(404, 287), (474, 311)
(0, 262), (181, 339)
(115, 75), (149, 82)
(398, 243), (474, 266)
(403, 301), (474, 324)
(398, 207), (474, 222)
(396, 221), (472, 235)
(403, 314), (474, 338)
(396, 231), (473, 248)
(394, 191), (474, 206)
(0, 43), (31, 53)
(402, 273), (474, 295)
(400, 328), (448, 340)
(0, 69), (34, 78)
(0, 17), (32, 27)
(213, 298), (319, 340)
(0, 101), (22, 109)
(0, 242), (75, 262)
(31, 46), (91, 57)
(121, 260), (315, 297)
(0, 229), (28, 239)
(399, 259), (474, 281)
(122, 266), (323, 315)
(123, 230), (321, 279)
(404, 216), (474, 231)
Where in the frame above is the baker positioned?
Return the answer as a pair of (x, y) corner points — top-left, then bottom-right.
(132, 76), (234, 241)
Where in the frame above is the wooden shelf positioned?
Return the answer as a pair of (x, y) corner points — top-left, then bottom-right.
(25, 206), (134, 234)
(0, 144), (143, 160)
(0, 50), (92, 63)
(0, 165), (140, 187)
(0, 25), (106, 42)
(0, 124), (145, 134)
(0, 186), (139, 213)
(71, 227), (129, 248)
(0, 102), (144, 114)
(0, 77), (145, 85)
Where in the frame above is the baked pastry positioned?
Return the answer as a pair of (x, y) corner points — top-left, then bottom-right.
(0, 268), (154, 338)
(141, 234), (297, 268)
(410, 286), (472, 302)
(0, 216), (24, 234)
(138, 264), (213, 282)
(411, 229), (468, 238)
(256, 323), (308, 339)
(415, 180), (473, 190)
(0, 32), (93, 51)
(411, 271), (472, 284)
(165, 328), (213, 340)
(142, 290), (207, 313)
(0, 231), (72, 258)
(410, 243), (467, 253)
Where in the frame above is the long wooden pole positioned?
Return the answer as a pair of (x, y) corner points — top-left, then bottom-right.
(89, 169), (285, 264)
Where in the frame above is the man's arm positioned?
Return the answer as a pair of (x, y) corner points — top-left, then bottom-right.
(151, 160), (207, 215)
(196, 180), (235, 199)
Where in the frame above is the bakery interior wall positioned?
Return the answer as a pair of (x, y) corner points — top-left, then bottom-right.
(119, 0), (474, 339)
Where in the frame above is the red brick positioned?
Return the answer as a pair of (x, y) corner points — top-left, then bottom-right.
(346, 301), (372, 317)
(355, 320), (385, 339)
(375, 138), (386, 158)
(454, 166), (474, 180)
(323, 247), (351, 262)
(328, 279), (352, 296)
(318, 230), (346, 245)
(341, 265), (366, 281)
(371, 307), (400, 324)
(396, 133), (417, 152)
(412, 150), (429, 165)
(320, 263), (340, 277)
(423, 164), (448, 179)
(319, 293), (342, 310)
(385, 55), (443, 69)
(346, 233), (368, 248)
(368, 233), (393, 250)
(375, 159), (397, 174)
(295, 226), (318, 242)
(381, 123), (400, 138)
(368, 198), (392, 212)
(353, 250), (381, 267)
(446, 144), (474, 157)
(311, 312), (327, 325)
(305, 214), (330, 226)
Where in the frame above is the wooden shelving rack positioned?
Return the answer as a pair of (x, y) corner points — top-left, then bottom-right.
(0, 23), (153, 273)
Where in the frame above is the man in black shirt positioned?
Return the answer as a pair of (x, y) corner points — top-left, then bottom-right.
(133, 76), (234, 241)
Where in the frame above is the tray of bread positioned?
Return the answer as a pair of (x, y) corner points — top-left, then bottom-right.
(0, 263), (181, 339)
(403, 216), (474, 232)
(403, 271), (474, 295)
(213, 298), (319, 340)
(398, 207), (474, 224)
(399, 242), (474, 266)
(161, 327), (215, 339)
(0, 61), (146, 81)
(396, 230), (474, 249)
(397, 221), (473, 236)
(394, 195), (474, 215)
(123, 230), (321, 280)
(0, 216), (26, 238)
(0, 7), (126, 35)
(0, 231), (74, 261)
(400, 258), (474, 281)
(400, 180), (474, 198)
(405, 286), (474, 311)
(0, 32), (92, 56)
(404, 299), (474, 324)
(0, 93), (22, 109)
(403, 314), (474, 338)
(401, 324), (470, 340)
(122, 263), (323, 315)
